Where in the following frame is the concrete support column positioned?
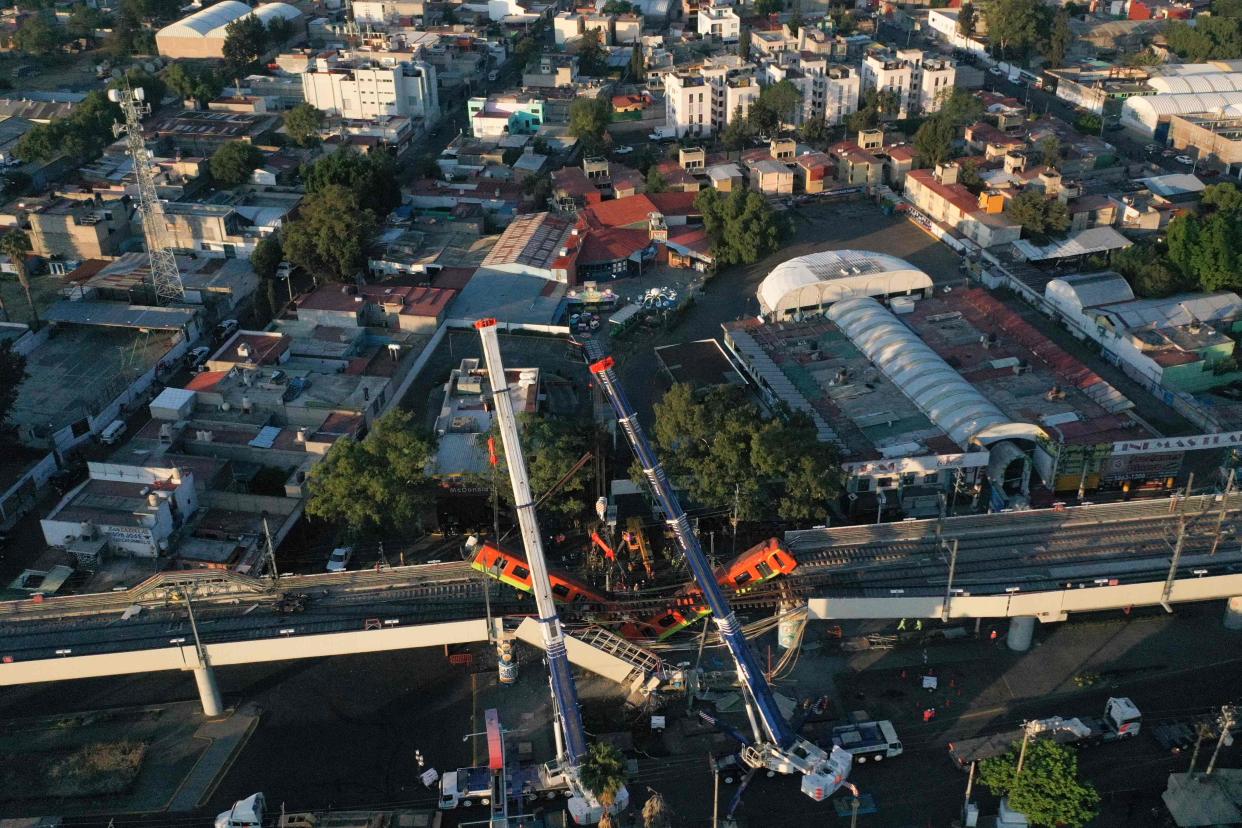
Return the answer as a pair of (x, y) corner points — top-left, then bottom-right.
(193, 665), (223, 717)
(1006, 616), (1036, 652)
(1225, 597), (1242, 631)
(777, 600), (805, 651)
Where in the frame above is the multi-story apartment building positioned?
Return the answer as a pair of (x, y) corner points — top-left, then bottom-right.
(302, 54), (439, 124)
(697, 0), (741, 42)
(766, 56), (860, 126)
(861, 48), (956, 117)
(27, 194), (133, 262)
(665, 73), (712, 137)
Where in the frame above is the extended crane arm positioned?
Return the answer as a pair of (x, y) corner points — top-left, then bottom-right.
(585, 342), (852, 802)
(476, 318), (588, 764)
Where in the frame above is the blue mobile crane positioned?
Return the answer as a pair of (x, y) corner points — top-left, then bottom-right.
(585, 342), (854, 803)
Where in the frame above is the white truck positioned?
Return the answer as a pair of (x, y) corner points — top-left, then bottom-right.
(215, 793), (265, 828)
(949, 697), (1141, 769)
(438, 766), (503, 809)
(831, 719), (903, 764)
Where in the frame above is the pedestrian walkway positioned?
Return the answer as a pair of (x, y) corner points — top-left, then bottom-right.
(167, 702), (262, 812)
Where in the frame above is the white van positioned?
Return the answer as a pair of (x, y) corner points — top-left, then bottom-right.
(100, 419), (127, 445)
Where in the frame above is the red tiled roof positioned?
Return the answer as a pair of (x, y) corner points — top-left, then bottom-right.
(668, 226), (711, 254)
(579, 228), (650, 264)
(885, 145), (916, 162)
(795, 152), (832, 170)
(185, 371), (227, 392)
(398, 285), (457, 317)
(64, 259), (109, 283)
(908, 168), (981, 216)
(581, 191), (700, 230)
(433, 267), (478, 290)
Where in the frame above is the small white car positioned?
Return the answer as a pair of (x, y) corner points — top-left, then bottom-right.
(1175, 154), (1195, 165)
(187, 346), (211, 368)
(275, 261), (293, 279)
(326, 546), (353, 573)
(1144, 144), (1157, 153)
(613, 145), (634, 155)
(988, 66), (1004, 76)
(487, 70), (499, 82)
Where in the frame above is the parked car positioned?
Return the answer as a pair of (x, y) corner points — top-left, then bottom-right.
(1144, 144), (1158, 153)
(187, 346), (211, 368)
(1175, 154), (1195, 165)
(213, 319), (239, 341)
(988, 66), (1004, 76)
(326, 546), (353, 573)
(487, 69), (499, 82)
(613, 145), (634, 156)
(282, 376), (309, 402)
(275, 261), (293, 280)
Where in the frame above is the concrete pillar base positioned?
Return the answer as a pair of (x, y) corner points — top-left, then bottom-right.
(777, 601), (805, 650)
(193, 665), (223, 717)
(1006, 616), (1036, 652)
(1225, 597), (1242, 631)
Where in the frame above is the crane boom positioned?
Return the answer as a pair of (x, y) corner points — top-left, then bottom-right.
(585, 342), (853, 802)
(476, 318), (588, 764)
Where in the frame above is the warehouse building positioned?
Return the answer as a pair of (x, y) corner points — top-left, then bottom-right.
(156, 1), (303, 60)
(756, 250), (934, 321)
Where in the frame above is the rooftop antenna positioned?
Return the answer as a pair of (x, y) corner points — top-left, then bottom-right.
(110, 84), (184, 305)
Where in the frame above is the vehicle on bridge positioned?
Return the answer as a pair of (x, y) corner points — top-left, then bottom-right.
(948, 697), (1141, 768)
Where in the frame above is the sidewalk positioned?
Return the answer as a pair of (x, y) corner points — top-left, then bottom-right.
(167, 702), (262, 812)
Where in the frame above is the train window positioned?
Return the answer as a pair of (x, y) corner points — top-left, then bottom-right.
(757, 561), (773, 579)
(734, 571), (752, 586)
(658, 614), (677, 628)
(512, 565), (530, 580)
(552, 583), (570, 598)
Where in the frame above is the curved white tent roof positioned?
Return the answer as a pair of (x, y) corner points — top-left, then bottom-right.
(757, 250), (933, 317)
(1120, 91), (1242, 133)
(827, 297), (1044, 448)
(158, 1), (299, 39)
(1147, 73), (1242, 94)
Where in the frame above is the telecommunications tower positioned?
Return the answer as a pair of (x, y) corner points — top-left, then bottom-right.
(109, 86), (184, 304)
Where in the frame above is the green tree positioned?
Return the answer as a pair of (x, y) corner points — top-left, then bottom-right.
(695, 187), (787, 268)
(300, 147), (402, 216)
(283, 185), (377, 283)
(0, 230), (37, 328)
(1202, 181), (1242, 212)
(1006, 190), (1069, 238)
(67, 3), (108, 39)
(650, 383), (841, 522)
(1045, 8), (1072, 67)
(579, 742), (627, 818)
(914, 115), (955, 167)
(0, 340), (28, 442)
(284, 102), (325, 147)
(266, 14), (292, 45)
(754, 0), (782, 14)
(251, 235), (284, 318)
(957, 1), (976, 37)
(645, 166), (668, 193)
(1074, 112), (1102, 135)
(978, 739), (1100, 828)
(165, 63), (223, 107)
(722, 104), (753, 158)
(800, 114), (828, 145)
(937, 88), (985, 126)
(222, 13), (269, 77)
(487, 414), (595, 521)
(830, 7), (856, 34)
(1191, 211), (1242, 291)
(738, 23), (751, 60)
(601, 0), (635, 10)
(1166, 17), (1242, 60)
(577, 27), (607, 76)
(748, 80), (802, 136)
(1039, 135), (1062, 169)
(568, 97), (612, 156)
(958, 158), (985, 193)
(14, 11), (66, 55)
(629, 44), (645, 82)
(307, 409), (438, 535)
(642, 790), (673, 828)
(981, 0), (1049, 60)
(113, 68), (166, 109)
(210, 140), (264, 186)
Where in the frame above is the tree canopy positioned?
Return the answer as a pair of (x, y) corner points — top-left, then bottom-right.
(485, 413), (595, 523)
(0, 340), (28, 443)
(300, 147), (402, 216)
(15, 90), (119, 164)
(222, 13), (270, 76)
(579, 742), (627, 811)
(979, 739), (1100, 828)
(568, 97), (612, 155)
(306, 409), (438, 535)
(914, 115), (955, 167)
(748, 80), (802, 137)
(284, 102), (325, 147)
(14, 11), (67, 54)
(1166, 183), (1242, 292)
(980, 0), (1050, 60)
(1166, 15), (1242, 60)
(957, 2), (977, 37)
(650, 384), (843, 523)
(1045, 8), (1072, 67)
(1005, 190), (1069, 239)
(694, 187), (788, 267)
(283, 185), (377, 284)
(165, 62), (223, 106)
(210, 141), (264, 186)
(577, 27), (608, 76)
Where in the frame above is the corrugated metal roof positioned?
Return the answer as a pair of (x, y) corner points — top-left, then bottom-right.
(1147, 73), (1242, 94)
(758, 250), (933, 317)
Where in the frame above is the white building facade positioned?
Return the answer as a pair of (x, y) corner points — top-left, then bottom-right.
(302, 56), (439, 124)
(697, 3), (741, 42)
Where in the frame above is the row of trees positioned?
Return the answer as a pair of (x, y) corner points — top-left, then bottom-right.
(972, 0), (1075, 67)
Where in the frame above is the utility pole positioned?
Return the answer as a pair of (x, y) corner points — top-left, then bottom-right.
(1016, 721), (1033, 777)
(1211, 467), (1235, 556)
(711, 756), (720, 828)
(1188, 722), (1210, 774)
(963, 760), (976, 824)
(1162, 515), (1186, 608)
(262, 512), (278, 586)
(1205, 705), (1237, 777)
(942, 538), (960, 622)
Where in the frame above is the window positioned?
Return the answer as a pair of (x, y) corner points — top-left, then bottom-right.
(756, 561), (772, 579)
(877, 476), (895, 489)
(734, 571), (752, 586)
(901, 472), (917, 487)
(512, 565), (530, 580)
(552, 583), (570, 598)
(856, 476), (873, 492)
(923, 472), (940, 485)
